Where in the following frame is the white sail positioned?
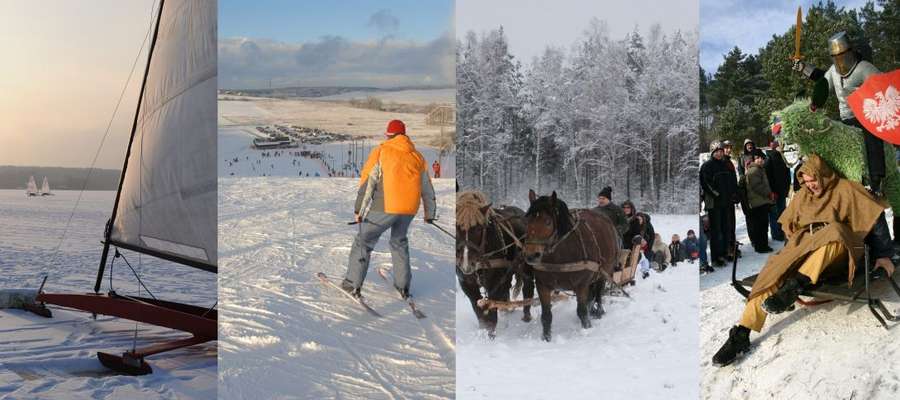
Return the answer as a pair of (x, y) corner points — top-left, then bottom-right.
(26, 176), (38, 195)
(40, 176), (50, 195)
(108, 0), (217, 269)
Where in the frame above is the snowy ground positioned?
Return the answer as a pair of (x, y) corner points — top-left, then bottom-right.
(456, 214), (699, 400)
(0, 190), (217, 399)
(218, 178), (456, 400)
(701, 209), (900, 399)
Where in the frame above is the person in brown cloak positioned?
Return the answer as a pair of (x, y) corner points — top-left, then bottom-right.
(712, 153), (896, 366)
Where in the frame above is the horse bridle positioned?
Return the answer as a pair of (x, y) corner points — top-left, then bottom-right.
(461, 210), (524, 270)
(525, 207), (581, 255)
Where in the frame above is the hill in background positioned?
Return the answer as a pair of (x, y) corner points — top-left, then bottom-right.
(0, 166), (120, 191)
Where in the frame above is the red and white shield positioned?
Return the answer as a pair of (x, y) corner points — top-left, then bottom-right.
(848, 69), (900, 144)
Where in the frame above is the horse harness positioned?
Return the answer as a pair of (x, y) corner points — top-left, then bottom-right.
(527, 209), (606, 273)
(460, 208), (525, 274)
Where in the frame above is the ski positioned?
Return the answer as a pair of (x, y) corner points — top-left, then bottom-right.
(316, 272), (383, 318)
(376, 267), (426, 319)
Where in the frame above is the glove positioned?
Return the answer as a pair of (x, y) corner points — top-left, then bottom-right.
(791, 59), (804, 73)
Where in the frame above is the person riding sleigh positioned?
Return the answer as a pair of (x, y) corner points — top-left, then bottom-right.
(713, 153), (896, 366)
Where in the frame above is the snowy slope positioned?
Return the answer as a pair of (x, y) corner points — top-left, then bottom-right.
(0, 190), (217, 399)
(218, 178), (456, 400)
(456, 215), (699, 400)
(701, 209), (900, 399)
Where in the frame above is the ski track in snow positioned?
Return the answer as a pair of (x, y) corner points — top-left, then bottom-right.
(701, 209), (900, 400)
(218, 177), (456, 400)
(0, 190), (217, 399)
(456, 215), (699, 400)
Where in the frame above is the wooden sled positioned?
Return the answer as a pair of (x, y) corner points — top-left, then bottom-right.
(731, 243), (900, 329)
(608, 244), (641, 295)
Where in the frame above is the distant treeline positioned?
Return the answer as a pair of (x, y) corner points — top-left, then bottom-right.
(0, 166), (120, 191)
(219, 85), (454, 99)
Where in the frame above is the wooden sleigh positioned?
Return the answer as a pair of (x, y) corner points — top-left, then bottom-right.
(731, 242), (900, 329)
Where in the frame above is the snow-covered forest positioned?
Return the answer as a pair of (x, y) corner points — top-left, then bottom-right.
(457, 21), (699, 213)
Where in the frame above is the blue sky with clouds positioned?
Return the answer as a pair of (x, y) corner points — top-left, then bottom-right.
(218, 0), (454, 89)
(700, 0), (870, 74)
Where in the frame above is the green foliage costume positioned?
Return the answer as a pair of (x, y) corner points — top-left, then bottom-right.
(774, 100), (900, 210)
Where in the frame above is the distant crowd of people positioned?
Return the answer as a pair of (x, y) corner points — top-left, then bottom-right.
(591, 186), (699, 279)
(699, 138), (791, 274)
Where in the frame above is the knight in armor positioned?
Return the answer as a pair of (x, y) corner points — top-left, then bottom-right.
(792, 31), (883, 193)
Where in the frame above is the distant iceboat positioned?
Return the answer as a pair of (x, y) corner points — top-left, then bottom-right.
(26, 176), (38, 197)
(40, 176), (53, 196)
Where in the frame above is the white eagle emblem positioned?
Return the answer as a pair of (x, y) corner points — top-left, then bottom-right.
(862, 85), (900, 132)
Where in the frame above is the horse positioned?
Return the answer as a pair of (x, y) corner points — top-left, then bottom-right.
(456, 191), (534, 337)
(523, 190), (621, 341)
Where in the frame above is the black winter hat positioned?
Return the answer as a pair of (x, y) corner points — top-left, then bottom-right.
(598, 186), (612, 200)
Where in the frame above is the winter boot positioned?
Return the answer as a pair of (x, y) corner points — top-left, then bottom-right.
(712, 325), (751, 366)
(340, 279), (361, 298)
(396, 286), (411, 300)
(762, 275), (810, 314)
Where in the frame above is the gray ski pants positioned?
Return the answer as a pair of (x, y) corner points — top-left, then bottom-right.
(344, 211), (414, 291)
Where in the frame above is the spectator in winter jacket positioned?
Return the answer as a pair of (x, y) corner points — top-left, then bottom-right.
(743, 149), (775, 253)
(651, 233), (671, 271)
(683, 230), (700, 263)
(765, 140), (791, 242)
(432, 160), (441, 178)
(669, 234), (686, 265)
(700, 141), (738, 267)
(635, 236), (651, 279)
(592, 186), (629, 240)
(342, 119), (437, 299)
(623, 200), (655, 259)
(699, 215), (714, 274)
(721, 140), (740, 261)
(738, 139), (757, 177)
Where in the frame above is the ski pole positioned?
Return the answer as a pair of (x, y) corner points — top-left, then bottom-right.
(427, 220), (456, 240)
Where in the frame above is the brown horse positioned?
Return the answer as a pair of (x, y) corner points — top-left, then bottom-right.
(524, 190), (620, 341)
(456, 191), (533, 337)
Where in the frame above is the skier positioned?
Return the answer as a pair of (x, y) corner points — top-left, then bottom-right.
(341, 119), (437, 299)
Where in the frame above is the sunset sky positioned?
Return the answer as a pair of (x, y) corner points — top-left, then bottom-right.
(0, 0), (156, 169)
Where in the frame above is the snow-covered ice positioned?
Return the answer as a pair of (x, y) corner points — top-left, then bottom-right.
(701, 209), (900, 399)
(0, 190), (217, 399)
(456, 214), (699, 400)
(217, 177), (456, 399)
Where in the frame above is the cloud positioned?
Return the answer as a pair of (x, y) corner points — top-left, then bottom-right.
(368, 9), (400, 36)
(218, 34), (455, 89)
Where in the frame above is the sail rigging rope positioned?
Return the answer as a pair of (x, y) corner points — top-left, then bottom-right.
(47, 0), (159, 268)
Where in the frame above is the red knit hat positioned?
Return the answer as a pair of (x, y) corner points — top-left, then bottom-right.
(386, 119), (406, 135)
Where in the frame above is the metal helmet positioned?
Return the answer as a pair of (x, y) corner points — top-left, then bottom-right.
(709, 140), (724, 154)
(828, 31), (858, 76)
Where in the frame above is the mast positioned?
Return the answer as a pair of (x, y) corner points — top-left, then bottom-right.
(95, 0), (166, 293)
